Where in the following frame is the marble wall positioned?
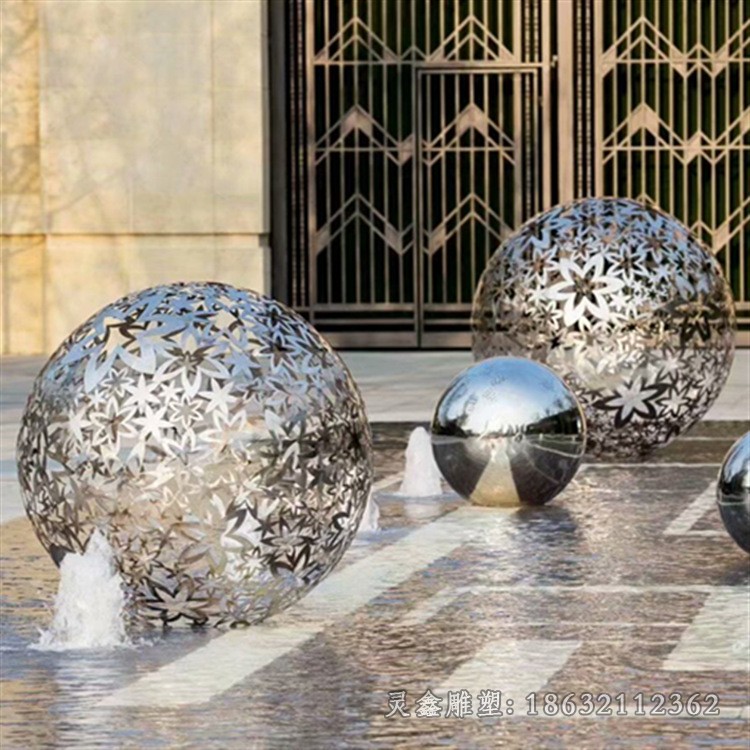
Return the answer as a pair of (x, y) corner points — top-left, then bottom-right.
(1, 0), (270, 354)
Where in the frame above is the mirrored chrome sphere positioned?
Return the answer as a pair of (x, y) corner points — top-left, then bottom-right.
(431, 357), (586, 507)
(17, 282), (373, 627)
(717, 433), (750, 554)
(472, 198), (735, 458)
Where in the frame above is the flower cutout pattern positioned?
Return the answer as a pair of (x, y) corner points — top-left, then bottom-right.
(17, 282), (373, 627)
(473, 198), (735, 457)
(545, 255), (625, 327)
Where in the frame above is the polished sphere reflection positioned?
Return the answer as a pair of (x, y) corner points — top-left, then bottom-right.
(431, 357), (586, 507)
(472, 198), (735, 458)
(16, 282), (373, 627)
(717, 433), (750, 553)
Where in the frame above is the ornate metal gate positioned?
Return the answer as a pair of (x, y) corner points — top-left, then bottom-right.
(589, 0), (750, 339)
(271, 0), (749, 347)
(418, 66), (544, 344)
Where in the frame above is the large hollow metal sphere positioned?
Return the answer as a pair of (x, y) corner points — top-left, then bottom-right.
(717, 433), (750, 554)
(17, 282), (373, 627)
(472, 198), (735, 458)
(431, 357), (586, 507)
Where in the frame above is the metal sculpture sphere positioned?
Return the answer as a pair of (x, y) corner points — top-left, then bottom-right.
(717, 433), (750, 554)
(431, 357), (586, 507)
(472, 198), (735, 458)
(17, 282), (373, 626)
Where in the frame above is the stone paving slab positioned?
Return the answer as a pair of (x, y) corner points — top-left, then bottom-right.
(2, 347), (748, 746)
(1, 431), (748, 749)
(2, 350), (748, 437)
(341, 350), (750, 423)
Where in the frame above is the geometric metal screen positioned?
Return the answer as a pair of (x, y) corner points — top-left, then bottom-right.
(276, 0), (549, 347)
(418, 68), (543, 344)
(273, 0), (749, 347)
(592, 0), (750, 337)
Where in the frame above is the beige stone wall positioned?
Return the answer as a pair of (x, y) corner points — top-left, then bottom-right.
(1, 0), (45, 353)
(1, 0), (270, 354)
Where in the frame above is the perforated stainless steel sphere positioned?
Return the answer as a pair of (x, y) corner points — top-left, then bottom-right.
(717, 433), (750, 554)
(431, 357), (586, 507)
(17, 282), (373, 626)
(472, 198), (735, 458)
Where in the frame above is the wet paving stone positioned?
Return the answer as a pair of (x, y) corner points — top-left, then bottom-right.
(1, 426), (748, 749)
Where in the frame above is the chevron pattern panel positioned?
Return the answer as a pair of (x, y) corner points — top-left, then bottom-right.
(419, 69), (542, 342)
(287, 0), (544, 347)
(594, 0), (749, 333)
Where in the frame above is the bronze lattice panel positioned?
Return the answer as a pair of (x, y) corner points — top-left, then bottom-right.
(275, 0), (748, 346)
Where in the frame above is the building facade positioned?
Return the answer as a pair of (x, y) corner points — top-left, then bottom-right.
(2, 0), (748, 354)
(1, 0), (271, 354)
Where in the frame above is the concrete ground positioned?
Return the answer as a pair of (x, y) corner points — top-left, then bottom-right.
(342, 350), (750, 423)
(1, 352), (749, 748)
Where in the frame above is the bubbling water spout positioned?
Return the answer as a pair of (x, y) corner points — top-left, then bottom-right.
(33, 530), (129, 651)
(397, 427), (443, 497)
(357, 493), (381, 533)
